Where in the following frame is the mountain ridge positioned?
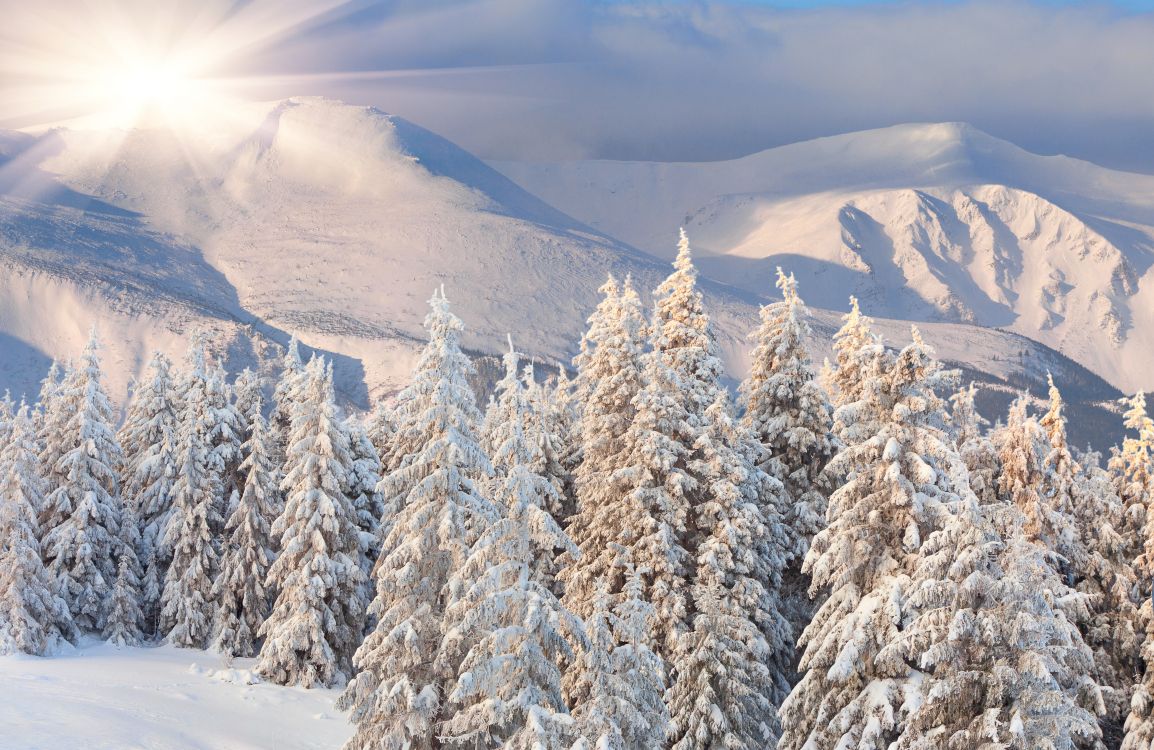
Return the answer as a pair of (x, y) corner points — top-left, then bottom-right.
(492, 122), (1154, 393)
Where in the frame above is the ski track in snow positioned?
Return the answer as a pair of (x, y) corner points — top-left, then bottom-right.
(0, 642), (353, 750)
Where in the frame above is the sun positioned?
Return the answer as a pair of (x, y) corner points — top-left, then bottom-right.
(0, 0), (364, 134)
(91, 58), (219, 128)
(104, 64), (187, 109)
(0, 0), (495, 136)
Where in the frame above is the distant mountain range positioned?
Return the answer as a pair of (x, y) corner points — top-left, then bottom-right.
(0, 102), (1135, 449)
(494, 122), (1154, 394)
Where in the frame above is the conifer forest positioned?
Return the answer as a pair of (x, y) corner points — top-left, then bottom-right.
(4, 231), (1154, 750)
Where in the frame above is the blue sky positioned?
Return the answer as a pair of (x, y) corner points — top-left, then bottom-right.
(747, 0), (1154, 9)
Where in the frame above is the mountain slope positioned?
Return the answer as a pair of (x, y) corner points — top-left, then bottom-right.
(0, 98), (751, 402)
(0, 104), (1126, 450)
(493, 123), (1154, 392)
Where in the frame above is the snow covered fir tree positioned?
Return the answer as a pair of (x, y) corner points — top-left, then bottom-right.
(258, 357), (366, 687)
(6, 230), (1154, 750)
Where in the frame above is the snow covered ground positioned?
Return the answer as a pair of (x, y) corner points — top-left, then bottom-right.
(0, 642), (353, 749)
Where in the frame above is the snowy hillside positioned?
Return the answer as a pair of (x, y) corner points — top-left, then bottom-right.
(493, 123), (1154, 392)
(0, 97), (700, 403)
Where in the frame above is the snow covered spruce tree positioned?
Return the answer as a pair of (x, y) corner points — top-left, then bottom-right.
(1038, 379), (1138, 740)
(1041, 382), (1137, 691)
(550, 369), (581, 466)
(779, 328), (959, 750)
(119, 351), (179, 500)
(159, 341), (225, 649)
(104, 468), (146, 648)
(611, 230), (736, 662)
(827, 296), (883, 410)
(899, 491), (1100, 749)
(205, 361), (245, 525)
(211, 400), (280, 658)
(338, 289), (497, 749)
(231, 367), (264, 442)
(271, 335), (307, 465)
(1114, 391), (1154, 556)
(1127, 625), (1154, 749)
(949, 383), (1001, 506)
(0, 405), (76, 655)
(739, 267), (835, 632)
(993, 396), (1106, 734)
(40, 331), (125, 633)
(476, 340), (525, 518)
(996, 388), (1125, 702)
(896, 492), (1002, 746)
(740, 267), (834, 556)
(103, 548), (145, 647)
(610, 562), (671, 746)
(364, 397), (397, 474)
(481, 337), (524, 461)
(344, 411), (384, 580)
(572, 563), (670, 750)
(1037, 376), (1089, 575)
(650, 230), (723, 416)
(1119, 392), (1154, 750)
(257, 357), (366, 687)
(560, 274), (648, 622)
(571, 274), (637, 407)
(370, 292), (491, 533)
(0, 392), (13, 445)
(477, 340), (571, 589)
(1073, 447), (1141, 744)
(438, 398), (581, 748)
(609, 321), (696, 663)
(522, 359), (577, 523)
(117, 350), (180, 632)
(36, 359), (73, 526)
(667, 390), (790, 749)
(993, 397), (1075, 554)
(994, 532), (1103, 750)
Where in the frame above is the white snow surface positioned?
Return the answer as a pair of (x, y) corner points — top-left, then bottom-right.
(0, 642), (352, 749)
(493, 122), (1154, 391)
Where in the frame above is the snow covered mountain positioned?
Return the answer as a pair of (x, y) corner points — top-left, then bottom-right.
(493, 123), (1154, 393)
(0, 98), (703, 402)
(0, 103), (1127, 449)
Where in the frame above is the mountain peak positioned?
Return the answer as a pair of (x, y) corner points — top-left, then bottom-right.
(0, 94), (677, 404)
(899, 121), (985, 142)
(751, 121), (1018, 186)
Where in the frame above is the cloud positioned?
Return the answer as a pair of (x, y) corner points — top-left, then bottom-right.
(7, 0), (1154, 171)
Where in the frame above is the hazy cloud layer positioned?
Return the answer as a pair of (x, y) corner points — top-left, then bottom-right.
(9, 0), (1154, 170)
